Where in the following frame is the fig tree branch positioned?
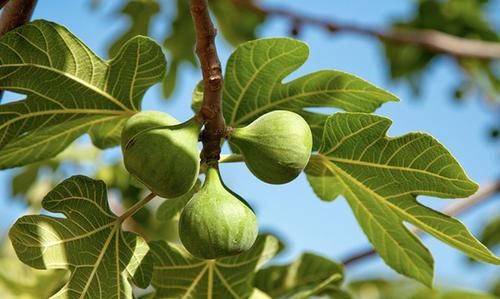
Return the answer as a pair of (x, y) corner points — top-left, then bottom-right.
(0, 0), (9, 10)
(236, 1), (500, 60)
(0, 0), (37, 36)
(189, 0), (226, 164)
(342, 180), (500, 266)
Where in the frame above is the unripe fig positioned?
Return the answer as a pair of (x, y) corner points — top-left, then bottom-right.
(179, 167), (258, 259)
(229, 110), (312, 184)
(121, 111), (201, 198)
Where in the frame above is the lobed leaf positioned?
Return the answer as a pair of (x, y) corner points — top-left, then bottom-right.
(8, 175), (152, 298)
(222, 38), (398, 148)
(0, 20), (166, 168)
(309, 112), (499, 285)
(150, 235), (280, 299)
(255, 252), (344, 299)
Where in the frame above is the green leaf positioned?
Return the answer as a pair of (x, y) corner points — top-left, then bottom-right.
(156, 180), (201, 221)
(304, 155), (343, 202)
(162, 0), (197, 98)
(312, 112), (499, 285)
(0, 238), (67, 299)
(222, 38), (398, 141)
(441, 290), (498, 299)
(150, 235), (280, 299)
(210, 0), (265, 46)
(254, 253), (343, 299)
(0, 20), (166, 169)
(108, 0), (160, 58)
(8, 175), (153, 298)
(475, 216), (500, 254)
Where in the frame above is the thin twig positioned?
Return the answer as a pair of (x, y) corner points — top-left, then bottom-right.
(342, 181), (500, 266)
(235, 1), (500, 60)
(118, 192), (157, 223)
(189, 0), (226, 164)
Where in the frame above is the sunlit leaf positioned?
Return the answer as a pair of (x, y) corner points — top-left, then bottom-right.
(223, 38), (398, 147)
(255, 253), (343, 299)
(310, 112), (498, 285)
(150, 235), (280, 298)
(8, 175), (153, 298)
(0, 20), (166, 168)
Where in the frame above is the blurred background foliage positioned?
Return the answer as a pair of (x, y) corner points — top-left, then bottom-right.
(0, 0), (499, 298)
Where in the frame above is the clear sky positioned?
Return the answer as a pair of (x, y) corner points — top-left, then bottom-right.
(0, 0), (498, 292)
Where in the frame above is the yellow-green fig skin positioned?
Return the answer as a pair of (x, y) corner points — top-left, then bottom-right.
(121, 111), (201, 198)
(229, 110), (313, 184)
(179, 167), (258, 259)
(121, 111), (179, 149)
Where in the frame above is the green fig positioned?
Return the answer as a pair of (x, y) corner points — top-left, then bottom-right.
(179, 167), (258, 259)
(121, 111), (201, 198)
(229, 110), (312, 184)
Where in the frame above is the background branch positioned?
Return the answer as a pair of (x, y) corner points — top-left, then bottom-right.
(189, 0), (226, 164)
(236, 1), (500, 60)
(342, 180), (500, 266)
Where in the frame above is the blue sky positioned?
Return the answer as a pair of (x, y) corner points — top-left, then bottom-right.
(0, 0), (499, 292)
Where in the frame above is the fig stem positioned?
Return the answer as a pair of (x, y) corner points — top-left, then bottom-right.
(189, 0), (226, 164)
(118, 192), (157, 223)
(219, 154), (244, 163)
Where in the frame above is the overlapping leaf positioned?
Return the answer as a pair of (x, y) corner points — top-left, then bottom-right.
(310, 112), (499, 285)
(156, 180), (201, 221)
(0, 20), (166, 169)
(222, 38), (398, 147)
(150, 235), (279, 299)
(8, 175), (152, 298)
(254, 253), (344, 299)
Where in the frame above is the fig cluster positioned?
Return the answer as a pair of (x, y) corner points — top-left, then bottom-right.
(121, 109), (312, 259)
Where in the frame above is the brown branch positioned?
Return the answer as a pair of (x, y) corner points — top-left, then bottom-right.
(0, 0), (10, 10)
(0, 0), (38, 99)
(341, 180), (500, 266)
(189, 0), (226, 164)
(236, 1), (500, 60)
(0, 0), (37, 36)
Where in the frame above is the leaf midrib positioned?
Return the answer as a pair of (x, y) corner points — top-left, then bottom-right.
(326, 156), (471, 185)
(325, 162), (433, 283)
(0, 63), (132, 111)
(0, 109), (131, 133)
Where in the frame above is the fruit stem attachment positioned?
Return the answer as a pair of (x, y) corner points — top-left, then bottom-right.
(189, 0), (227, 164)
(219, 154), (244, 163)
(118, 192), (157, 223)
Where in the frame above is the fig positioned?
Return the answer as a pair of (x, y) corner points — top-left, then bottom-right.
(121, 111), (201, 198)
(179, 167), (258, 259)
(229, 110), (312, 184)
